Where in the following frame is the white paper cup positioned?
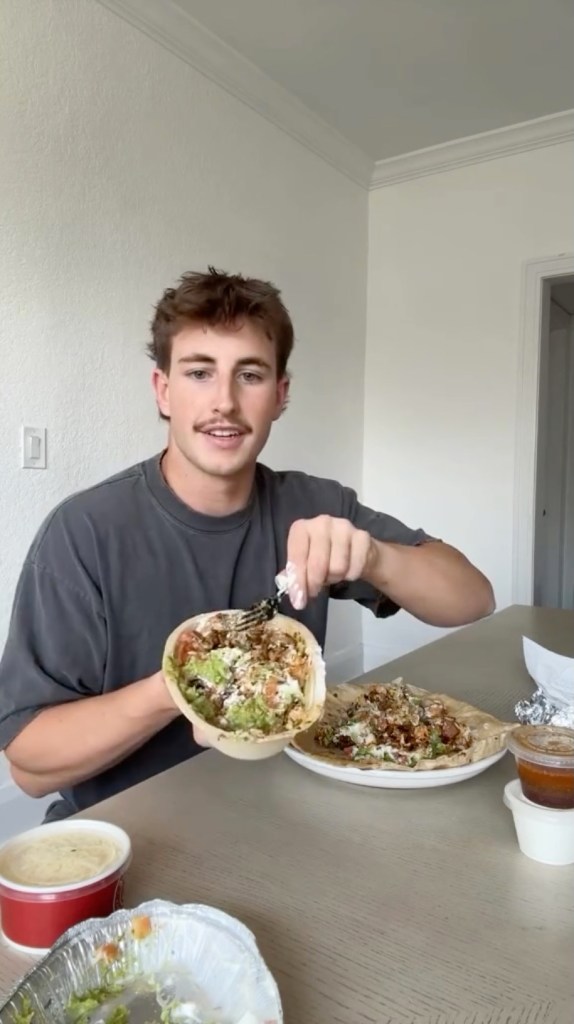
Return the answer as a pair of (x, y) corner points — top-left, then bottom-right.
(503, 779), (574, 865)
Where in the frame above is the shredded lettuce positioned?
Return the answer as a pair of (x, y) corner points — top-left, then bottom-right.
(11, 996), (34, 1024)
(67, 980), (126, 1023)
(106, 1008), (129, 1024)
(428, 729), (447, 757)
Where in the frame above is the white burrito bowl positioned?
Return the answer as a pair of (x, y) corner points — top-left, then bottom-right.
(162, 610), (326, 761)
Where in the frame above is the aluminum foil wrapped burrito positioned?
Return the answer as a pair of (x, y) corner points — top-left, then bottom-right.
(0, 900), (283, 1024)
(515, 637), (574, 729)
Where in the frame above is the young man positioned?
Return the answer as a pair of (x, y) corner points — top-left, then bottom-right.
(0, 268), (494, 822)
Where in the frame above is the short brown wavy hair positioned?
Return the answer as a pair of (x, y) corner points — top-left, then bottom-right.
(148, 267), (295, 377)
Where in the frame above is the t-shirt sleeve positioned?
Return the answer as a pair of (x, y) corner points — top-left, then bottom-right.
(329, 486), (436, 618)
(0, 516), (107, 751)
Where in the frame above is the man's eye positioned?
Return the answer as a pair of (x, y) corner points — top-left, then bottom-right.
(240, 371), (263, 383)
(186, 369), (210, 381)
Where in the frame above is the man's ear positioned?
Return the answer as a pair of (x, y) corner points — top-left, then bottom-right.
(275, 373), (291, 419)
(152, 368), (170, 419)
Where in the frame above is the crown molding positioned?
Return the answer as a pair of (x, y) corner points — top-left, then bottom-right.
(93, 3), (574, 191)
(371, 109), (574, 189)
(95, 0), (373, 188)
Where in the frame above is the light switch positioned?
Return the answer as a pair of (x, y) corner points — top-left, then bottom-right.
(21, 426), (47, 469)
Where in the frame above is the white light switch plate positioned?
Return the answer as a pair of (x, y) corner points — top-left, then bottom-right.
(21, 425), (47, 469)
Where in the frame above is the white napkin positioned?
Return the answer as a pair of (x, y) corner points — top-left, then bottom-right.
(522, 636), (574, 709)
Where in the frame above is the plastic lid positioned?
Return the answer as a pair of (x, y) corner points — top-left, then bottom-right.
(507, 725), (574, 768)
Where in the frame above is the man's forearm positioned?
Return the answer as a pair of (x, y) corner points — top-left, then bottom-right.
(10, 756), (132, 799)
(364, 540), (495, 627)
(5, 673), (180, 797)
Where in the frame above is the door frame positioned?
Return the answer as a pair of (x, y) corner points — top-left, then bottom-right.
(512, 253), (574, 604)
(562, 315), (574, 607)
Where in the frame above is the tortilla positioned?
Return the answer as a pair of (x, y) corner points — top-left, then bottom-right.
(290, 678), (515, 771)
(162, 610), (326, 760)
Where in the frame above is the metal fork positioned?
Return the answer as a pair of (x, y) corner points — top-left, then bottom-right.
(234, 567), (293, 631)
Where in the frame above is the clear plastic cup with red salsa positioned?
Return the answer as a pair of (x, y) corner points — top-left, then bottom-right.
(507, 725), (574, 809)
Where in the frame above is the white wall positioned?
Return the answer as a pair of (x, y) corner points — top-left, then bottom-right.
(363, 141), (574, 668)
(0, 0), (368, 814)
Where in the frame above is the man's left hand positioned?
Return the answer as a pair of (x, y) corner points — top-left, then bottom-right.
(286, 515), (377, 610)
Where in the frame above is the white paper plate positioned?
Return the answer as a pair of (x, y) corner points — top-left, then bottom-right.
(284, 745), (508, 788)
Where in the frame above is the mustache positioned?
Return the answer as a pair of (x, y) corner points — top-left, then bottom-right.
(195, 419), (251, 433)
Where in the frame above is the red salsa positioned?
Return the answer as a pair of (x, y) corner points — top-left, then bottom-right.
(516, 758), (574, 809)
(508, 725), (574, 810)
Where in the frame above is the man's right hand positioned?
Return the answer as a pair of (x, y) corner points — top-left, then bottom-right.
(192, 726), (212, 748)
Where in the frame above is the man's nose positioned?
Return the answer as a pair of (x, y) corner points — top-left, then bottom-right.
(212, 376), (237, 415)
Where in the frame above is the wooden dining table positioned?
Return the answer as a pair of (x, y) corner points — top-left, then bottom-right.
(1, 604), (574, 1023)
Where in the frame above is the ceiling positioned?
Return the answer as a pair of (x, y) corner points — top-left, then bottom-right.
(172, 0), (574, 161)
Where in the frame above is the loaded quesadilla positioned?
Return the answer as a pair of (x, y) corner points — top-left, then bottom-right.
(292, 679), (512, 771)
(316, 681), (472, 766)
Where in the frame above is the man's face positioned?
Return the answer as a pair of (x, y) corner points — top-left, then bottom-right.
(152, 320), (289, 479)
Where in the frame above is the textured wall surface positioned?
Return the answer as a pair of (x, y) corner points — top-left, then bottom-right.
(364, 141), (574, 667)
(0, 0), (368, 808)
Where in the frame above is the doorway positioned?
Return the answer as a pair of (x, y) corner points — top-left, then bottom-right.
(513, 253), (574, 608)
(533, 276), (574, 609)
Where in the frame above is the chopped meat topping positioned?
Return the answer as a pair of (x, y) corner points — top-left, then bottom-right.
(170, 612), (311, 736)
(316, 683), (472, 765)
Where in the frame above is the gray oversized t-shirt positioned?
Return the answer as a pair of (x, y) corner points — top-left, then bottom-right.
(0, 453), (430, 820)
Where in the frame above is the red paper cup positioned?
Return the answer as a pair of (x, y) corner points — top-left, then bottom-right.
(0, 819), (131, 955)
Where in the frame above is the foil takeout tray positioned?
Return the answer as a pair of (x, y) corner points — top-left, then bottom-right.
(0, 900), (283, 1024)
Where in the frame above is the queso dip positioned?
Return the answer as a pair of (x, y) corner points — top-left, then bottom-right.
(0, 830), (121, 887)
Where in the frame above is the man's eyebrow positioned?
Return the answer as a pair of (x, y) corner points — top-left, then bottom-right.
(177, 354), (273, 370)
(235, 356), (273, 370)
(177, 354), (216, 364)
